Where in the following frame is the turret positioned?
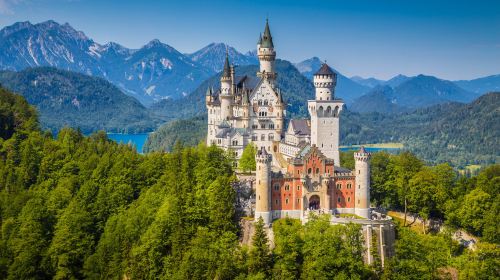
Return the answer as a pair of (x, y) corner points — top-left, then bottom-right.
(257, 19), (276, 81)
(205, 86), (212, 103)
(242, 90), (251, 128)
(313, 63), (337, 101)
(220, 52), (233, 120)
(308, 62), (343, 164)
(354, 146), (371, 219)
(255, 146), (272, 225)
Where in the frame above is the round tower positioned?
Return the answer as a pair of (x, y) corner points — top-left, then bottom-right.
(255, 146), (272, 225)
(313, 63), (337, 101)
(354, 146), (371, 219)
(220, 53), (232, 120)
(257, 19), (276, 81)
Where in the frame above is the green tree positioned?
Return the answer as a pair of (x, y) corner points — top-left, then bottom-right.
(248, 217), (272, 277)
(239, 143), (257, 173)
(272, 218), (303, 280)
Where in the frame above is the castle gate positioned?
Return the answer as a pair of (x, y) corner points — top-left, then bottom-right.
(309, 195), (320, 210)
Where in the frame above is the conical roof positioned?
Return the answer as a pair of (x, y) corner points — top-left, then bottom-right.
(222, 51), (231, 78)
(314, 63), (335, 76)
(358, 146), (367, 154)
(261, 19), (274, 48)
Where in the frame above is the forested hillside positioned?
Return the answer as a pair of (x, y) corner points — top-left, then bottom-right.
(0, 88), (498, 279)
(0, 67), (162, 133)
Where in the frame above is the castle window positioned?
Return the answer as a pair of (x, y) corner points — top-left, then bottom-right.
(261, 134), (265, 141)
(337, 197), (341, 203)
(269, 134), (274, 141)
(297, 186), (300, 191)
(252, 134), (258, 141)
(336, 183), (341, 189)
(285, 185), (290, 191)
(347, 183), (352, 189)
(232, 140), (238, 146)
(308, 168), (312, 174)
(264, 100), (268, 105)
(316, 168), (320, 174)
(348, 197), (351, 202)
(275, 199), (279, 205)
(258, 195), (260, 200)
(359, 170), (361, 174)
(274, 185), (279, 191)
(285, 198), (289, 205)
(261, 124), (266, 129)
(297, 199), (300, 205)
(269, 123), (274, 129)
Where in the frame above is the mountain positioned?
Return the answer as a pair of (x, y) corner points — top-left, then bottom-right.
(0, 20), (212, 104)
(111, 39), (211, 103)
(392, 74), (473, 108)
(187, 43), (258, 73)
(384, 74), (410, 88)
(350, 76), (384, 88)
(454, 74), (500, 97)
(293, 57), (370, 103)
(350, 75), (475, 113)
(0, 67), (161, 133)
(0, 20), (104, 75)
(349, 85), (409, 114)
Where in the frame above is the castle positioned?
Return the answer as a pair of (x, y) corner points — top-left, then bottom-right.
(206, 20), (372, 225)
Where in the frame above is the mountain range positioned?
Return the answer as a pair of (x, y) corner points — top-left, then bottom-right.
(350, 75), (480, 113)
(0, 67), (162, 133)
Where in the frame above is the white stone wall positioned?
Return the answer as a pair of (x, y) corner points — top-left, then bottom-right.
(255, 154), (272, 224)
(308, 100), (343, 164)
(355, 152), (371, 219)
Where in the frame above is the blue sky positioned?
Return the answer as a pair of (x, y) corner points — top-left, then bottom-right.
(1, 0), (499, 80)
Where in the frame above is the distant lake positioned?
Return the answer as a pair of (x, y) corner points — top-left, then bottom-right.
(339, 147), (400, 152)
(107, 133), (149, 153)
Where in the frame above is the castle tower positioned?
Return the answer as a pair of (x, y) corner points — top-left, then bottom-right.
(255, 146), (272, 225)
(220, 52), (233, 121)
(257, 19), (276, 82)
(206, 87), (215, 145)
(242, 90), (251, 128)
(308, 63), (344, 164)
(354, 146), (371, 219)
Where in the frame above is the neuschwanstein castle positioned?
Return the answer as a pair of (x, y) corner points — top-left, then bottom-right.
(205, 20), (372, 225)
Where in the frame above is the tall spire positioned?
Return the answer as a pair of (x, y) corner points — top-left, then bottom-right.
(261, 19), (274, 48)
(222, 49), (231, 78)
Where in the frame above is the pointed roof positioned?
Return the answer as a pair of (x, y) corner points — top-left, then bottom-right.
(222, 51), (231, 78)
(314, 63), (335, 76)
(205, 86), (212, 96)
(261, 19), (274, 48)
(358, 146), (368, 154)
(257, 33), (262, 45)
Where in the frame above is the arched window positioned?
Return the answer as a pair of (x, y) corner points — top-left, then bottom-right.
(261, 134), (265, 141)
(316, 168), (320, 174)
(308, 168), (312, 174)
(333, 106), (339, 117)
(318, 106), (324, 116)
(268, 133), (274, 141)
(326, 106), (332, 116)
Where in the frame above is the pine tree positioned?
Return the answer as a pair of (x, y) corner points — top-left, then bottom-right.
(248, 217), (272, 276)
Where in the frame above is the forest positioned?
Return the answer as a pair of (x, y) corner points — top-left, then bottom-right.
(0, 86), (498, 279)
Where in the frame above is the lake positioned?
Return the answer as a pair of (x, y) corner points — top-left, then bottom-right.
(107, 133), (149, 153)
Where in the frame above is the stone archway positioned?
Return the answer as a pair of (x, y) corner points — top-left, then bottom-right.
(309, 195), (320, 210)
